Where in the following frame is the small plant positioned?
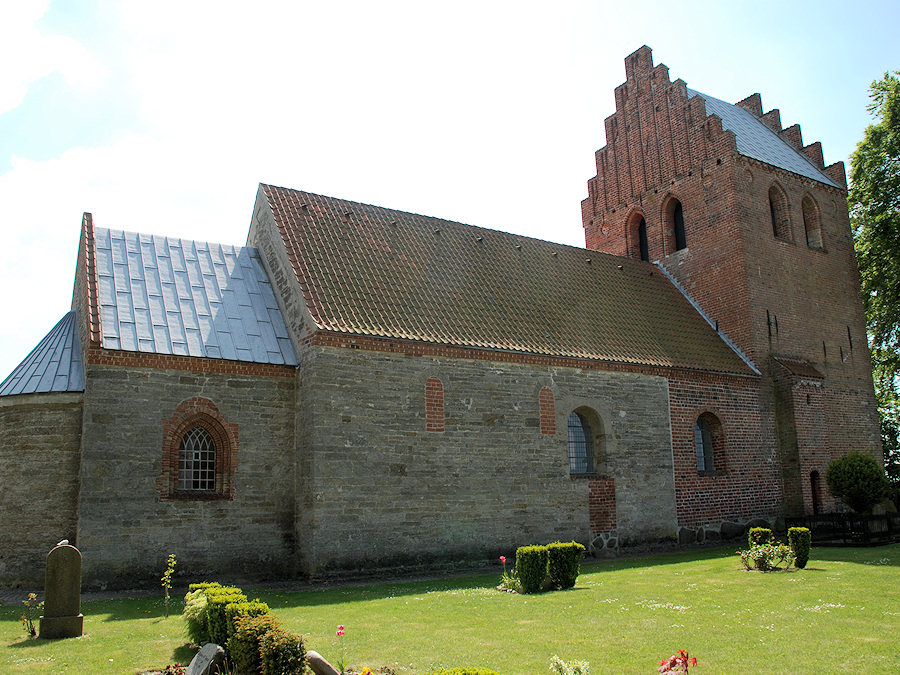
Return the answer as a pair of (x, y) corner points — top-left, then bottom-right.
(747, 527), (772, 547)
(20, 592), (43, 638)
(228, 612), (282, 674)
(549, 654), (590, 674)
(183, 587), (211, 644)
(258, 623), (306, 674)
(788, 527), (812, 569)
(496, 555), (520, 592)
(163, 665), (186, 675)
(335, 624), (347, 673)
(738, 542), (795, 571)
(658, 649), (697, 673)
(161, 553), (177, 618)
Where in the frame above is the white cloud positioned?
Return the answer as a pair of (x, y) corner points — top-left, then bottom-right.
(0, 0), (106, 115)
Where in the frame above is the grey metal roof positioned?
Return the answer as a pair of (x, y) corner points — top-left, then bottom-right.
(94, 227), (298, 365)
(0, 311), (84, 396)
(687, 89), (839, 188)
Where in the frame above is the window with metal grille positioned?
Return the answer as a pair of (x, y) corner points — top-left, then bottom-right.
(178, 427), (216, 491)
(567, 412), (594, 474)
(694, 417), (714, 473)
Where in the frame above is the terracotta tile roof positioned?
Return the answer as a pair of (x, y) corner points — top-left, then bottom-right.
(263, 185), (755, 375)
(0, 311), (84, 396)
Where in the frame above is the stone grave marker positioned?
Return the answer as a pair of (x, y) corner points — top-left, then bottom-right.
(39, 543), (83, 639)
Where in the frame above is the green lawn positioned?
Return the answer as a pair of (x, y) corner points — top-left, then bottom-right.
(2, 544), (898, 674)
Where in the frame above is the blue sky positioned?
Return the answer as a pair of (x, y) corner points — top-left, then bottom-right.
(1, 0), (898, 380)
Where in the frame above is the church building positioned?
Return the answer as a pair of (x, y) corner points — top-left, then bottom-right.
(0, 47), (880, 587)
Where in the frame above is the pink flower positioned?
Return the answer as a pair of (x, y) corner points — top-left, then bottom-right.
(500, 556), (506, 564)
(336, 625), (345, 637)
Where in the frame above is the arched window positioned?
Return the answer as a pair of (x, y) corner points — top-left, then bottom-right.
(178, 427), (216, 492)
(673, 201), (686, 251)
(638, 217), (650, 261)
(768, 184), (791, 240)
(810, 470), (822, 515)
(802, 195), (823, 249)
(694, 412), (724, 475)
(567, 412), (595, 474)
(158, 397), (239, 500)
(663, 197), (687, 253)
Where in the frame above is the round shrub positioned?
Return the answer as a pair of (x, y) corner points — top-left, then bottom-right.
(227, 612), (282, 675)
(515, 545), (549, 593)
(788, 526), (811, 569)
(547, 541), (586, 589)
(225, 599), (270, 641)
(825, 451), (891, 513)
(258, 623), (306, 675)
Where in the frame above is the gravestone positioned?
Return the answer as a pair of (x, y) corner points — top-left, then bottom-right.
(39, 543), (83, 639)
(186, 643), (225, 675)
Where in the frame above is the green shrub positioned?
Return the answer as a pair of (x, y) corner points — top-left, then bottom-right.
(788, 527), (812, 569)
(516, 545), (549, 593)
(182, 589), (210, 644)
(227, 612), (282, 675)
(258, 623), (306, 675)
(547, 541), (586, 589)
(422, 669), (501, 675)
(205, 586), (247, 645)
(224, 599), (270, 641)
(826, 451), (891, 513)
(188, 582), (222, 593)
(748, 527), (772, 548)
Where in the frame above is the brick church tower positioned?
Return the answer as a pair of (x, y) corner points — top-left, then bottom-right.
(581, 46), (880, 516)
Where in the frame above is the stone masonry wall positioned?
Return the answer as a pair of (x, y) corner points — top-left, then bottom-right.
(76, 365), (297, 587)
(295, 344), (677, 574)
(0, 393), (83, 586)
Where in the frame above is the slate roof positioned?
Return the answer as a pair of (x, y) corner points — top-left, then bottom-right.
(687, 89), (840, 188)
(0, 311), (84, 396)
(263, 184), (755, 375)
(93, 227), (297, 365)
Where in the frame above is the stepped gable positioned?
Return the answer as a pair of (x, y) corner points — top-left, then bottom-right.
(90, 227), (297, 365)
(0, 311), (84, 396)
(262, 183), (754, 375)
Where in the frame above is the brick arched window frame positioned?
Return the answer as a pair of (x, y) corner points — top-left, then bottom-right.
(539, 387), (556, 434)
(157, 397), (239, 500)
(802, 194), (823, 249)
(694, 411), (725, 476)
(627, 211), (649, 261)
(768, 183), (792, 241)
(426, 377), (444, 432)
(662, 196), (687, 253)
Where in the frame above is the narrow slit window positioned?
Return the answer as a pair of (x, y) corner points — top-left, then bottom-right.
(567, 412), (594, 474)
(638, 217), (649, 261)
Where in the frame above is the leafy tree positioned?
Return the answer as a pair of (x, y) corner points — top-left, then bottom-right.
(825, 451), (890, 513)
(849, 71), (900, 483)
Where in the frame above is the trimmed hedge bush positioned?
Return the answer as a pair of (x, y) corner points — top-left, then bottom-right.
(227, 612), (283, 675)
(748, 527), (772, 548)
(547, 541), (586, 589)
(205, 586), (247, 645)
(182, 582), (222, 644)
(259, 623), (306, 675)
(516, 545), (549, 593)
(225, 599), (270, 641)
(788, 526), (811, 569)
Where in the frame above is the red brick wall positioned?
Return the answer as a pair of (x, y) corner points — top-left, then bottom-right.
(426, 377), (444, 432)
(589, 477), (616, 533)
(581, 46), (881, 518)
(539, 386), (556, 435)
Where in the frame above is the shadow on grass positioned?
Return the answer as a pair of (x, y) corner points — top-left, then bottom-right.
(9, 637), (56, 648)
(172, 642), (196, 664)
